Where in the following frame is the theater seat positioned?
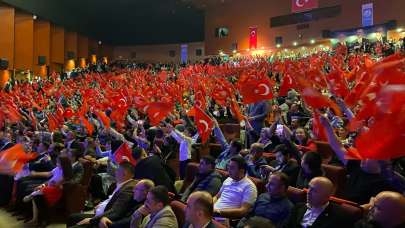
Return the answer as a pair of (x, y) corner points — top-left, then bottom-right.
(216, 168), (229, 178)
(314, 141), (334, 163)
(219, 123), (241, 141)
(209, 143), (223, 158)
(287, 187), (306, 204)
(340, 203), (364, 224)
(170, 200), (187, 227)
(180, 162), (200, 194)
(248, 176), (267, 194)
(322, 164), (347, 197)
(263, 152), (276, 163)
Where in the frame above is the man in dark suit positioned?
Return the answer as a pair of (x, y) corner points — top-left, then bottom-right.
(67, 161), (137, 227)
(98, 179), (155, 228)
(132, 147), (176, 193)
(184, 191), (218, 228)
(287, 177), (352, 228)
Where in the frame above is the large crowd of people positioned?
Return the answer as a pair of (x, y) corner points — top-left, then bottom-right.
(0, 38), (405, 228)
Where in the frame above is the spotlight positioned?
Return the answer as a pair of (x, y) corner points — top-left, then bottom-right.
(310, 39), (315, 44)
(98, 41), (102, 45)
(33, 15), (37, 20)
(293, 42), (298, 46)
(397, 28), (403, 33)
(276, 44), (281, 48)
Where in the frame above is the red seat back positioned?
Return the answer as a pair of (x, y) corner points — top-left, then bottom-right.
(287, 187), (307, 204)
(219, 123), (241, 141)
(314, 141), (334, 163)
(180, 162), (200, 194)
(322, 164), (347, 197)
(170, 200), (187, 227)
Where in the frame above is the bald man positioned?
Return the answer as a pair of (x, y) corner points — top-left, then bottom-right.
(355, 191), (405, 228)
(287, 177), (352, 228)
(184, 191), (217, 228)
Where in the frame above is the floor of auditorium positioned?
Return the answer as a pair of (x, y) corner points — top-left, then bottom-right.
(0, 208), (64, 228)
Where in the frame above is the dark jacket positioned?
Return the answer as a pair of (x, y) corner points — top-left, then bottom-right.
(286, 202), (354, 228)
(134, 155), (176, 193)
(269, 159), (300, 185)
(181, 171), (223, 202)
(71, 161), (84, 184)
(90, 179), (137, 225)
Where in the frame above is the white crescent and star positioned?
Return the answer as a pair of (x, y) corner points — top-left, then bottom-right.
(255, 84), (271, 96)
(199, 120), (209, 132)
(296, 0), (309, 7)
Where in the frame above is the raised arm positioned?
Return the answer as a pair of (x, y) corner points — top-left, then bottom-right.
(319, 115), (348, 165)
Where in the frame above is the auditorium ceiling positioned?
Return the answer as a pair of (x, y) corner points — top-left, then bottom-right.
(1, 0), (205, 45)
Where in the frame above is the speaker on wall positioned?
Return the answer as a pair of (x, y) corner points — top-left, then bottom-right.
(38, 56), (46, 65)
(67, 51), (75, 60)
(0, 58), (9, 70)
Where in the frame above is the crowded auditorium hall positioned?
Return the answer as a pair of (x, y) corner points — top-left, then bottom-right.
(1, 0), (405, 227)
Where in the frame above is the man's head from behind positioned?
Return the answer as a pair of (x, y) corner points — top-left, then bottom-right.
(185, 191), (213, 225)
(133, 179), (155, 202)
(145, 185), (170, 214)
(307, 177), (334, 208)
(250, 143), (264, 160)
(370, 191), (405, 227)
(199, 156), (216, 174)
(229, 140), (243, 155)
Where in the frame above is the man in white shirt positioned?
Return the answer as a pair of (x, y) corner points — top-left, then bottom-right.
(214, 156), (257, 218)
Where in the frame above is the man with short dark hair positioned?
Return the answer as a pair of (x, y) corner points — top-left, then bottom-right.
(184, 191), (217, 228)
(131, 185), (178, 228)
(245, 143), (267, 178)
(237, 172), (293, 228)
(181, 156), (223, 202)
(214, 156), (257, 218)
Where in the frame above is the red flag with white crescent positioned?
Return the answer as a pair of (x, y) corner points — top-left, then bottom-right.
(249, 27), (258, 49)
(240, 78), (274, 104)
(292, 0), (318, 13)
(194, 106), (214, 144)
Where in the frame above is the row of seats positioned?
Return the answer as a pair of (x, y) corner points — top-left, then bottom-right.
(180, 162), (362, 221)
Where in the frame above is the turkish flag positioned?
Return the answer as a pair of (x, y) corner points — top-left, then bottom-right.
(279, 74), (295, 96)
(145, 101), (174, 126)
(312, 112), (328, 141)
(114, 143), (136, 166)
(194, 106), (214, 144)
(0, 144), (37, 175)
(292, 0), (319, 13)
(240, 78), (273, 104)
(249, 27), (258, 49)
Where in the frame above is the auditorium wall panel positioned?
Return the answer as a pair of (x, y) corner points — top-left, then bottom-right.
(33, 20), (51, 76)
(204, 0), (405, 55)
(77, 34), (89, 59)
(65, 31), (78, 60)
(113, 42), (205, 63)
(14, 11), (34, 70)
(50, 24), (65, 72)
(0, 5), (15, 69)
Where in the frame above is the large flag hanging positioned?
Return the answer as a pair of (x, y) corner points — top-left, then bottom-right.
(249, 27), (258, 50)
(292, 0), (319, 13)
(0, 144), (37, 175)
(194, 106), (214, 144)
